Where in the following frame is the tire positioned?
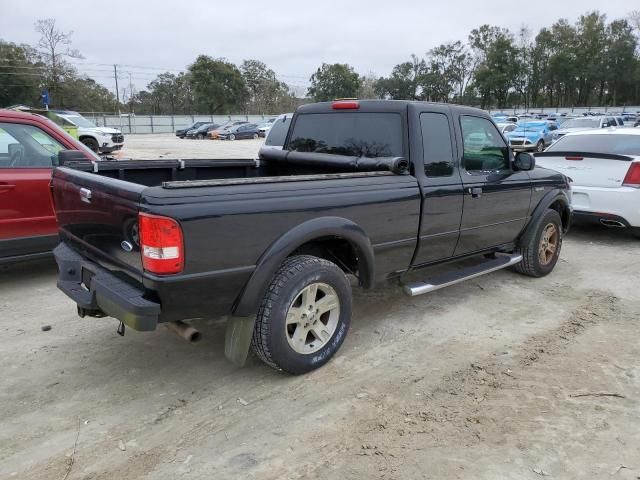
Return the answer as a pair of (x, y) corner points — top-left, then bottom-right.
(197, 133), (205, 140)
(536, 140), (545, 152)
(251, 255), (352, 374)
(514, 209), (563, 277)
(252, 133), (259, 140)
(632, 227), (640, 240)
(229, 134), (235, 141)
(81, 137), (99, 153)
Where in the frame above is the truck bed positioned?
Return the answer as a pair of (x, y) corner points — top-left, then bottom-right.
(64, 153), (409, 188)
(52, 156), (420, 322)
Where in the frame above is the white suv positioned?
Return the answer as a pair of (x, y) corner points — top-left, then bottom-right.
(56, 111), (124, 154)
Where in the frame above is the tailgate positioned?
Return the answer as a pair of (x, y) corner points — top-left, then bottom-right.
(51, 166), (146, 279)
(535, 152), (634, 188)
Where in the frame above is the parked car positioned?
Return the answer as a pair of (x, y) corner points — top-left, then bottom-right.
(186, 123), (220, 139)
(505, 121), (557, 152)
(218, 123), (260, 140)
(51, 99), (571, 374)
(55, 111), (124, 153)
(208, 121), (249, 139)
(551, 116), (616, 143)
(0, 109), (97, 263)
(496, 122), (517, 135)
(259, 113), (293, 154)
(176, 121), (208, 138)
(257, 118), (277, 137)
(535, 129), (640, 238)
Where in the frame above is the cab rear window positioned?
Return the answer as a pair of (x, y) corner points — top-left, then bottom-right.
(288, 113), (403, 158)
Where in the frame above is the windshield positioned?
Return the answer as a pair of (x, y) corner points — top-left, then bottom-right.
(61, 115), (97, 128)
(546, 134), (640, 156)
(288, 112), (403, 157)
(561, 118), (601, 129)
(265, 116), (291, 146)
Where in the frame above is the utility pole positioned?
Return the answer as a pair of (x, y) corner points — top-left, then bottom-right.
(128, 72), (135, 114)
(113, 64), (120, 114)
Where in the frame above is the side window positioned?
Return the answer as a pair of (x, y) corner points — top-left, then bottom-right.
(419, 112), (454, 177)
(460, 116), (510, 173)
(549, 124), (558, 131)
(0, 122), (64, 168)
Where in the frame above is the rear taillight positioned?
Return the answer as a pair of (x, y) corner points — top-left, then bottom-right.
(565, 156), (583, 161)
(138, 213), (184, 274)
(622, 163), (640, 187)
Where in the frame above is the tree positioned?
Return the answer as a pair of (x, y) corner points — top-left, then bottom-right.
(34, 18), (83, 108)
(0, 41), (43, 107)
(375, 55), (425, 100)
(307, 63), (362, 102)
(188, 55), (248, 114)
(468, 25), (522, 108)
(57, 76), (117, 112)
(423, 42), (472, 102)
(240, 59), (295, 113)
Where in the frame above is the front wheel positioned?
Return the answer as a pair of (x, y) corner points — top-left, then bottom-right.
(81, 137), (100, 153)
(197, 133), (205, 140)
(252, 133), (259, 140)
(536, 140), (545, 152)
(228, 134), (235, 141)
(514, 209), (563, 277)
(251, 255), (352, 374)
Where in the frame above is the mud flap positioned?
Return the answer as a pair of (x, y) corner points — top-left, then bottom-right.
(224, 315), (256, 367)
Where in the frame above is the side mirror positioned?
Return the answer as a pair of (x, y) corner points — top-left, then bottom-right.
(57, 149), (90, 166)
(514, 152), (535, 171)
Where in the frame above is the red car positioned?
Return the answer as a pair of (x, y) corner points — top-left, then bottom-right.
(0, 110), (96, 263)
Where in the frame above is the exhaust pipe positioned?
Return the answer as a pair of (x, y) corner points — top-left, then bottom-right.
(600, 219), (626, 228)
(165, 320), (202, 343)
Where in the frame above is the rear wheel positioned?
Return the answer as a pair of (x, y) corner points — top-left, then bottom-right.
(514, 209), (563, 277)
(536, 140), (545, 152)
(81, 137), (99, 153)
(251, 255), (352, 374)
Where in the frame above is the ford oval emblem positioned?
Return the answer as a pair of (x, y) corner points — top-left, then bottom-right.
(121, 241), (133, 252)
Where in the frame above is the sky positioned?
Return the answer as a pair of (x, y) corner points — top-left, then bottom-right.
(1, 0), (635, 97)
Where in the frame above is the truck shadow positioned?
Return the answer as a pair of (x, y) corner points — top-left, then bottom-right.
(0, 257), (57, 286)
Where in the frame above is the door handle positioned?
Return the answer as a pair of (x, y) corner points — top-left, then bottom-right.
(468, 187), (482, 198)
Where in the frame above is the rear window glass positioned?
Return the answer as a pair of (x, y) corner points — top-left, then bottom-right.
(288, 112), (403, 158)
(265, 116), (291, 146)
(546, 134), (640, 156)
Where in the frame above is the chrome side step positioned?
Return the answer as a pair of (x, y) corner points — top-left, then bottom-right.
(403, 253), (523, 297)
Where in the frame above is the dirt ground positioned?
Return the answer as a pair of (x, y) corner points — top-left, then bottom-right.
(111, 133), (263, 160)
(1, 135), (639, 479)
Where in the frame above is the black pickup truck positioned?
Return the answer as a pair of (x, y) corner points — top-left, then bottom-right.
(52, 100), (571, 374)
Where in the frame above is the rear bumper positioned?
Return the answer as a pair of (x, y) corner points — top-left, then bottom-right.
(54, 243), (160, 331)
(571, 185), (640, 228)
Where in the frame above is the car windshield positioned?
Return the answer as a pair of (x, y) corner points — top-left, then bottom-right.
(61, 115), (97, 128)
(265, 116), (291, 146)
(561, 118), (601, 129)
(546, 134), (640, 156)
